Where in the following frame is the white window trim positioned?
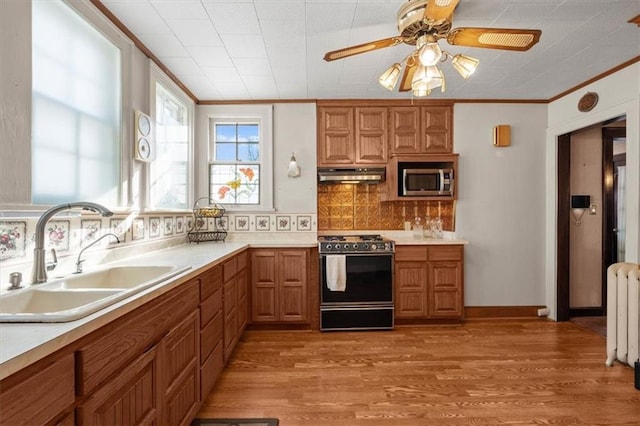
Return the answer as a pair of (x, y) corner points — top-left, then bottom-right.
(146, 60), (195, 213)
(196, 104), (274, 212)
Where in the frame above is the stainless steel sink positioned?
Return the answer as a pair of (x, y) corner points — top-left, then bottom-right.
(0, 265), (190, 322)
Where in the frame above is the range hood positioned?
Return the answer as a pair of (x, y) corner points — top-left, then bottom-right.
(317, 167), (385, 184)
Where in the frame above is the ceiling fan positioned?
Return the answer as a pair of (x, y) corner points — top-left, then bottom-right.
(323, 0), (542, 96)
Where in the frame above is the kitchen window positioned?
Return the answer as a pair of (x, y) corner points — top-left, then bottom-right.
(31, 0), (121, 206)
(150, 81), (192, 210)
(207, 105), (273, 210)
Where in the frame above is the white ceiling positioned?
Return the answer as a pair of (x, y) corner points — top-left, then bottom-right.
(99, 0), (639, 102)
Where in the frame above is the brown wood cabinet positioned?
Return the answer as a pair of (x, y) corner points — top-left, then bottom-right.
(222, 250), (249, 361)
(0, 353), (75, 425)
(318, 107), (387, 167)
(251, 248), (309, 323)
(199, 265), (224, 398)
(394, 245), (464, 322)
(390, 105), (453, 154)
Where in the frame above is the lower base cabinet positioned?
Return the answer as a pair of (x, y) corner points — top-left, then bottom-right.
(395, 245), (464, 322)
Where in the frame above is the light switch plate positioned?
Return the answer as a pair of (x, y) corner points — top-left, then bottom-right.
(589, 204), (597, 215)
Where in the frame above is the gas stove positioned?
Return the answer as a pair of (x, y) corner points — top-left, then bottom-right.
(318, 234), (394, 254)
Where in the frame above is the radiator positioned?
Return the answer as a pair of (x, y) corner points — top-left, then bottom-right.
(605, 262), (640, 367)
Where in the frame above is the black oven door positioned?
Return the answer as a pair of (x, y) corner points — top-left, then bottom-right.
(320, 253), (393, 304)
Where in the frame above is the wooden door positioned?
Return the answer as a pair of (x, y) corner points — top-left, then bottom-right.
(422, 106), (452, 153)
(278, 250), (308, 322)
(251, 250), (278, 322)
(318, 107), (354, 165)
(390, 107), (421, 154)
(355, 107), (387, 164)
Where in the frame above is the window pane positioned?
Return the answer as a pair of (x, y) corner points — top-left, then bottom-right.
(237, 143), (259, 162)
(238, 124), (259, 142)
(150, 83), (190, 209)
(216, 124), (237, 142)
(32, 0), (121, 205)
(210, 165), (260, 205)
(215, 143), (236, 161)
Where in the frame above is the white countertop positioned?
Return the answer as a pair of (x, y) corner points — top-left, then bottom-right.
(0, 232), (464, 381)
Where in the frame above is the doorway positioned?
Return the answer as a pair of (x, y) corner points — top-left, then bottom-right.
(556, 117), (626, 325)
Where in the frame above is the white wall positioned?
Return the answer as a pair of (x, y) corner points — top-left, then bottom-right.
(454, 104), (547, 306)
(545, 63), (640, 319)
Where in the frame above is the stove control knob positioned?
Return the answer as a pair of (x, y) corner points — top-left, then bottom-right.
(326, 244), (332, 250)
(371, 243), (378, 250)
(364, 243), (369, 250)
(353, 243), (359, 250)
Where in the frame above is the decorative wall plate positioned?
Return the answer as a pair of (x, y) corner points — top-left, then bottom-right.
(578, 92), (598, 112)
(134, 111), (155, 161)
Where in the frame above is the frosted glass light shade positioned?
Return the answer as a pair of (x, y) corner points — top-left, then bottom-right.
(411, 65), (446, 96)
(288, 153), (301, 178)
(378, 63), (402, 90)
(418, 42), (443, 66)
(452, 54), (479, 79)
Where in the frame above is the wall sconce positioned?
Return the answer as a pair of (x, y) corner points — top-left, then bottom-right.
(493, 125), (511, 147)
(570, 195), (590, 225)
(287, 152), (301, 178)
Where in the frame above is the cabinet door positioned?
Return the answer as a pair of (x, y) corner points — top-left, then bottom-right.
(0, 353), (75, 426)
(278, 250), (308, 321)
(422, 106), (452, 153)
(428, 261), (463, 317)
(251, 250), (278, 322)
(355, 107), (387, 164)
(395, 261), (428, 318)
(318, 107), (354, 165)
(390, 107), (421, 154)
(223, 277), (237, 360)
(78, 348), (159, 426)
(236, 267), (248, 334)
(163, 312), (200, 426)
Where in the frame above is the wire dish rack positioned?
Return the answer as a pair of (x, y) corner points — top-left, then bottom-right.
(187, 197), (227, 243)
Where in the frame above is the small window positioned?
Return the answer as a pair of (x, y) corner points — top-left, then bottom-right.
(209, 121), (261, 205)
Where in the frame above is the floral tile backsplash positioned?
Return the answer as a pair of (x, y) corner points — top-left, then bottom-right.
(0, 212), (316, 266)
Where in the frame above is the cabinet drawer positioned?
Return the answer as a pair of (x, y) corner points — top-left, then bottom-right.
(77, 280), (199, 395)
(0, 353), (75, 426)
(201, 310), (223, 362)
(428, 245), (463, 261)
(201, 341), (224, 397)
(200, 287), (222, 328)
(223, 257), (237, 282)
(200, 265), (222, 301)
(395, 246), (428, 261)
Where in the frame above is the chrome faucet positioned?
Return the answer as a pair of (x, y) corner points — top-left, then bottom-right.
(74, 233), (120, 274)
(32, 202), (114, 284)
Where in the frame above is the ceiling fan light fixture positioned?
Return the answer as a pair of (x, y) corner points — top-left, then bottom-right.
(411, 64), (446, 96)
(451, 54), (479, 78)
(416, 35), (443, 66)
(378, 63), (402, 90)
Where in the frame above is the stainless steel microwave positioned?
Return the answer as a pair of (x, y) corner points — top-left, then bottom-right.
(401, 168), (454, 196)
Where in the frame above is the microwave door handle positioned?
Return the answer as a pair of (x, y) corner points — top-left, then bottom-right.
(439, 169), (445, 194)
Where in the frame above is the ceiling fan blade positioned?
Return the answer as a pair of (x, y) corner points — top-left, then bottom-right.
(424, 0), (459, 23)
(398, 57), (418, 92)
(324, 37), (405, 61)
(447, 27), (542, 51)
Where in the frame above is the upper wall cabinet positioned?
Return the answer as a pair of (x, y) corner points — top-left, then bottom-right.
(390, 105), (453, 154)
(318, 106), (388, 167)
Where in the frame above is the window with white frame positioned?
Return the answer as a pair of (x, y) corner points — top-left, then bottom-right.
(206, 105), (273, 211)
(150, 82), (190, 210)
(32, 0), (121, 205)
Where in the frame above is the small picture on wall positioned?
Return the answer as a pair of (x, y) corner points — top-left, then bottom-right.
(235, 216), (250, 231)
(256, 216), (270, 231)
(276, 215), (291, 231)
(217, 216), (229, 231)
(47, 220), (70, 251)
(109, 218), (127, 243)
(81, 219), (102, 246)
(175, 216), (185, 234)
(296, 215), (312, 231)
(163, 217), (174, 236)
(132, 218), (145, 241)
(149, 217), (161, 238)
(0, 221), (27, 260)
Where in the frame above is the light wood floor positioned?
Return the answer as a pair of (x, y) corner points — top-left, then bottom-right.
(198, 319), (640, 425)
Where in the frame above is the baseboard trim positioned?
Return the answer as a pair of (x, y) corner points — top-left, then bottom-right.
(464, 306), (545, 319)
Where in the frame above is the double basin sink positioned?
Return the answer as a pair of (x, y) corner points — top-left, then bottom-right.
(0, 265), (190, 323)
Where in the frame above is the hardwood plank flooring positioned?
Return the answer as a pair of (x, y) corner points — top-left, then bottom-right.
(197, 320), (640, 425)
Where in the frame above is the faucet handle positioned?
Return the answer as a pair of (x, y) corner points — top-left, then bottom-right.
(46, 248), (58, 271)
(8, 272), (23, 290)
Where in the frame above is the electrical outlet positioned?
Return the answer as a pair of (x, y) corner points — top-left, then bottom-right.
(589, 204), (597, 215)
